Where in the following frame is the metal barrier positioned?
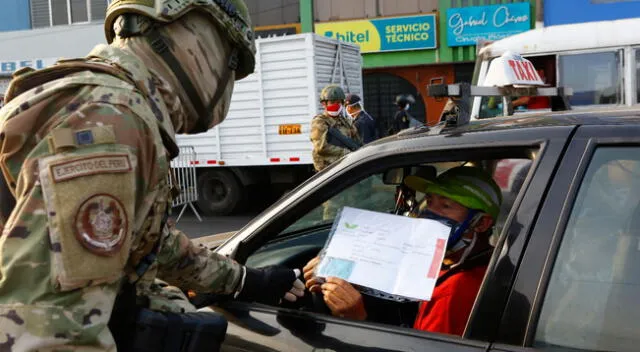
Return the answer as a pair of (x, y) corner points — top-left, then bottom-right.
(168, 146), (202, 223)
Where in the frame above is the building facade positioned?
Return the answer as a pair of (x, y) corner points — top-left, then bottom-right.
(545, 0), (640, 26)
(305, 0), (537, 128)
(1, 0), (538, 128)
(0, 1), (32, 32)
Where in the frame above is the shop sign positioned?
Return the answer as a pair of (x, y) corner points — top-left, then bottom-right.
(315, 14), (437, 53)
(446, 3), (531, 47)
(0, 58), (58, 75)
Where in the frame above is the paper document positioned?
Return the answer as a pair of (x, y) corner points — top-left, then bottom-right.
(316, 206), (452, 301)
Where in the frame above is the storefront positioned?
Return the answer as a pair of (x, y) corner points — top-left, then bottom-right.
(312, 0), (535, 128)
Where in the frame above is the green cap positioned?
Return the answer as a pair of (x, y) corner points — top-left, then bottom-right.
(320, 84), (346, 102)
(404, 166), (502, 220)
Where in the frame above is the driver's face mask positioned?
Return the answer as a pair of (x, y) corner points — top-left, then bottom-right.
(412, 207), (478, 253)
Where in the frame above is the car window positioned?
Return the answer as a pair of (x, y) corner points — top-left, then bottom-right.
(280, 174), (396, 235)
(559, 51), (622, 106)
(535, 147), (640, 351)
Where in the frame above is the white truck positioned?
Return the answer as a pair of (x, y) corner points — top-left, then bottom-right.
(0, 26), (363, 215)
(177, 33), (362, 215)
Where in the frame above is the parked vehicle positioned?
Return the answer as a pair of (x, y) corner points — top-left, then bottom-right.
(193, 105), (640, 351)
(472, 16), (640, 119)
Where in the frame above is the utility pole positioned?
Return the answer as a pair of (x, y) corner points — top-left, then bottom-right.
(536, 0), (544, 28)
(301, 0), (314, 33)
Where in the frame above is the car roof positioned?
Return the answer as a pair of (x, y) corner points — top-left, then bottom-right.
(373, 108), (640, 144)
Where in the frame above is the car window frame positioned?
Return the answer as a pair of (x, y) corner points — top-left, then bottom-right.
(210, 126), (578, 343)
(222, 128), (573, 263)
(494, 124), (640, 349)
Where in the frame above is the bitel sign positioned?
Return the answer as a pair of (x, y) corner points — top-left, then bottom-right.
(446, 3), (531, 47)
(316, 14), (437, 53)
(0, 58), (58, 75)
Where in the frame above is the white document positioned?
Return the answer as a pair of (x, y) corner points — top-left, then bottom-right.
(315, 206), (451, 301)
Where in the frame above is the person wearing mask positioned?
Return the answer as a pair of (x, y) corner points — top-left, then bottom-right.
(345, 93), (377, 144)
(303, 166), (502, 336)
(310, 84), (361, 172)
(389, 94), (417, 135)
(0, 1), (304, 350)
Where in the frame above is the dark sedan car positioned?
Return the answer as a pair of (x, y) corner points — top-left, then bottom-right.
(195, 110), (640, 352)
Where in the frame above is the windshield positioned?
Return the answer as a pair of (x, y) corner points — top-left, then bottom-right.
(280, 174), (397, 236)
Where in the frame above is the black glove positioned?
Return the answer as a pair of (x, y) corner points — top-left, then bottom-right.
(237, 266), (304, 305)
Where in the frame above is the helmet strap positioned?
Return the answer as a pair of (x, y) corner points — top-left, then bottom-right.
(446, 209), (478, 250)
(144, 26), (238, 133)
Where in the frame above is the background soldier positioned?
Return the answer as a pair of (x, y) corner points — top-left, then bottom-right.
(310, 84), (360, 172)
(0, 1), (304, 350)
(345, 93), (378, 144)
(389, 94), (417, 135)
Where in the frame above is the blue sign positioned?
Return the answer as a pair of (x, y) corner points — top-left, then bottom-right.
(0, 58), (56, 75)
(446, 3), (531, 47)
(316, 14), (437, 53)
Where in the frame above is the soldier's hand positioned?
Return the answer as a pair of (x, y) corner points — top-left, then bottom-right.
(237, 265), (304, 305)
(321, 277), (367, 321)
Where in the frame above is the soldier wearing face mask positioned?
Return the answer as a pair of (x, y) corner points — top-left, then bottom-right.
(345, 93), (377, 144)
(310, 84), (360, 172)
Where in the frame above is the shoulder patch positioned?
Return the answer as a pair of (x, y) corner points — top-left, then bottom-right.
(75, 193), (128, 256)
(50, 154), (131, 183)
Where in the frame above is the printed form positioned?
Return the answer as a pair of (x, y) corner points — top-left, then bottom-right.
(316, 206), (451, 301)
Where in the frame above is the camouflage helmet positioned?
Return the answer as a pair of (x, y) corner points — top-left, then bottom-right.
(320, 84), (346, 102)
(104, 0), (256, 80)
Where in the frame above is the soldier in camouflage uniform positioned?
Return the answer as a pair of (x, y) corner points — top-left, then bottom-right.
(0, 1), (305, 350)
(310, 84), (360, 172)
(310, 85), (360, 220)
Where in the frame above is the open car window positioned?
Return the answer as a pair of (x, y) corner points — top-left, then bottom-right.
(237, 152), (538, 347)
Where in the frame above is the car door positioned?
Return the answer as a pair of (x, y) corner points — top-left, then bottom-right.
(211, 126), (574, 352)
(491, 123), (640, 351)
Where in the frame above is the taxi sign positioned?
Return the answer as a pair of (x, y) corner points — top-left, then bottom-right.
(278, 124), (302, 135)
(482, 51), (545, 87)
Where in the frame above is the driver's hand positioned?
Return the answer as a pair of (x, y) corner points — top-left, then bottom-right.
(321, 277), (367, 321)
(303, 256), (323, 293)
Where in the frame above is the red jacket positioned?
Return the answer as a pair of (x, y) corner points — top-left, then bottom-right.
(413, 264), (488, 336)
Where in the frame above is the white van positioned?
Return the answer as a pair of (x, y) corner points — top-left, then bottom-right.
(471, 17), (640, 119)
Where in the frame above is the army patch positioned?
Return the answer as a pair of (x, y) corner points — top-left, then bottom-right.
(75, 130), (94, 145)
(50, 154), (131, 182)
(74, 194), (128, 256)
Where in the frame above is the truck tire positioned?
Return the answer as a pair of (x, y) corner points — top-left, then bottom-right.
(196, 170), (245, 216)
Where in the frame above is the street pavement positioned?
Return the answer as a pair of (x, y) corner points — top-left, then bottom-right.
(171, 209), (259, 239)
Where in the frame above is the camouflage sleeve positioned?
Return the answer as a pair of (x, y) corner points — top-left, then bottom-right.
(309, 116), (330, 153)
(155, 225), (243, 294)
(0, 95), (160, 349)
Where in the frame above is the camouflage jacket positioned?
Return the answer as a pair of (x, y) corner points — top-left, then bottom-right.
(0, 44), (242, 351)
(309, 113), (360, 172)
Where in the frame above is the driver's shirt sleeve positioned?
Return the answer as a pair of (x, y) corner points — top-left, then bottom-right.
(413, 265), (487, 336)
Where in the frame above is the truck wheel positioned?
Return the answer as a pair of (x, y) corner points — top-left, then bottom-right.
(196, 170), (245, 216)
